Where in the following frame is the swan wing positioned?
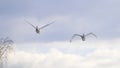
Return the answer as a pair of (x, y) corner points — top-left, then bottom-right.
(39, 21), (55, 30)
(70, 34), (82, 42)
(24, 19), (36, 29)
(86, 33), (97, 38)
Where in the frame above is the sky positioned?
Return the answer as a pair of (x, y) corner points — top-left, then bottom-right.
(0, 0), (120, 68)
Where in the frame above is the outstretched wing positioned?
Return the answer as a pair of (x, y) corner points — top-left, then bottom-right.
(85, 33), (97, 38)
(39, 21), (55, 30)
(70, 34), (82, 42)
(24, 19), (36, 29)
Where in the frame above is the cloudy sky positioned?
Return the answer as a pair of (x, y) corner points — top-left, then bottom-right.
(0, 0), (120, 68)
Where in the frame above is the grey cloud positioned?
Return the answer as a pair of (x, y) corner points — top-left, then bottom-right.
(0, 0), (120, 43)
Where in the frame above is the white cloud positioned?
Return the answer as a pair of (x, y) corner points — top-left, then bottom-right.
(7, 39), (120, 68)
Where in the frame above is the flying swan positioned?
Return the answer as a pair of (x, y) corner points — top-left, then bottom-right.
(25, 20), (55, 34)
(70, 33), (97, 42)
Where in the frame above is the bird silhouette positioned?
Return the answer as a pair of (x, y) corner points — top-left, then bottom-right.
(24, 19), (55, 34)
(70, 33), (97, 42)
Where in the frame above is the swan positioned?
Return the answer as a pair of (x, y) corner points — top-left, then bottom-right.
(70, 33), (97, 42)
(24, 20), (55, 34)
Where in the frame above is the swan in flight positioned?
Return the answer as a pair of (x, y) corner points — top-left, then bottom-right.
(25, 20), (55, 34)
(70, 33), (97, 42)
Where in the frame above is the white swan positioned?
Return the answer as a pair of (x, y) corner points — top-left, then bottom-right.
(25, 20), (55, 34)
(70, 33), (97, 42)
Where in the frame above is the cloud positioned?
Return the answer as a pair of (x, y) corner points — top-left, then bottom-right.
(7, 39), (120, 68)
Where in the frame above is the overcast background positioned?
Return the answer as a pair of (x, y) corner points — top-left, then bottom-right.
(0, 0), (120, 68)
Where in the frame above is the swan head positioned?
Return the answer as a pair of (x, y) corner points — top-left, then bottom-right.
(36, 26), (40, 33)
(82, 34), (85, 41)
